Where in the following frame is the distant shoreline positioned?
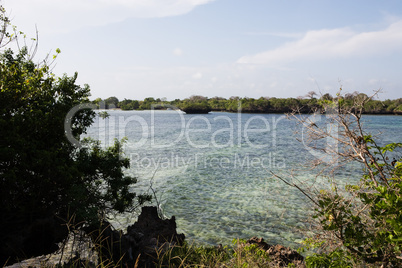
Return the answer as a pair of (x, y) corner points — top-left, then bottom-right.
(95, 94), (402, 115)
(96, 108), (402, 116)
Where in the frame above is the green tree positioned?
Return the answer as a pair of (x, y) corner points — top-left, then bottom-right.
(208, 96), (226, 111)
(104, 96), (119, 108)
(321, 93), (333, 101)
(179, 96), (211, 114)
(226, 96), (241, 112)
(256, 97), (270, 112)
(0, 9), (150, 264)
(138, 97), (156, 110)
(119, 98), (140, 110)
(92, 97), (103, 108)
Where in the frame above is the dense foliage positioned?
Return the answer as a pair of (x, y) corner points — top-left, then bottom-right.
(0, 7), (150, 264)
(289, 92), (402, 267)
(96, 93), (402, 114)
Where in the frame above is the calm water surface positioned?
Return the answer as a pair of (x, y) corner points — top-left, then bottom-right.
(85, 111), (402, 247)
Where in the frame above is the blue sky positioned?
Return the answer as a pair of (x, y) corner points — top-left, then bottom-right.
(3, 0), (402, 100)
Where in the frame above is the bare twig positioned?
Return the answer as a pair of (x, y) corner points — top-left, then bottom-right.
(270, 171), (320, 207)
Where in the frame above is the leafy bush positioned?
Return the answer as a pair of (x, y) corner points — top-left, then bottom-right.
(288, 90), (402, 267)
(305, 249), (354, 268)
(0, 7), (150, 264)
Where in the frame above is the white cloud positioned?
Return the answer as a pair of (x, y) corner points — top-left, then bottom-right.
(243, 31), (303, 38)
(237, 20), (402, 65)
(192, 72), (202, 79)
(4, 0), (216, 33)
(173, 48), (183, 56)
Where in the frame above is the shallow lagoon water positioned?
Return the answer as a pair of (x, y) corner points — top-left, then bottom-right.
(85, 110), (402, 248)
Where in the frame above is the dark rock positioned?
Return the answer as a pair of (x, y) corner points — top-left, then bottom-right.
(127, 206), (185, 267)
(91, 206), (185, 268)
(246, 236), (304, 267)
(246, 236), (272, 251)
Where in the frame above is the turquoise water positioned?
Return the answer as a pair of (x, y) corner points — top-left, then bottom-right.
(85, 111), (402, 247)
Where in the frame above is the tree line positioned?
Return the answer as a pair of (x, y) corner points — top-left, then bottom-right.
(95, 92), (402, 114)
(2, 2), (402, 265)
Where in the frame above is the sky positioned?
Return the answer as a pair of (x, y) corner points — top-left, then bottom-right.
(2, 0), (402, 100)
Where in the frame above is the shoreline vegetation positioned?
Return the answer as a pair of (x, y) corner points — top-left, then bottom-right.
(2, 4), (402, 266)
(4, 206), (306, 268)
(97, 93), (402, 115)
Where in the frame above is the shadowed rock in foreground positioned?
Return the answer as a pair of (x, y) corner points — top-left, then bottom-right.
(5, 206), (185, 268)
(90, 206), (185, 267)
(5, 209), (305, 268)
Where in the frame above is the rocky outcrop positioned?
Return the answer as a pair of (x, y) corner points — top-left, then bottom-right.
(5, 206), (184, 268)
(91, 206), (185, 268)
(4, 209), (305, 268)
(246, 237), (305, 267)
(126, 206), (185, 267)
